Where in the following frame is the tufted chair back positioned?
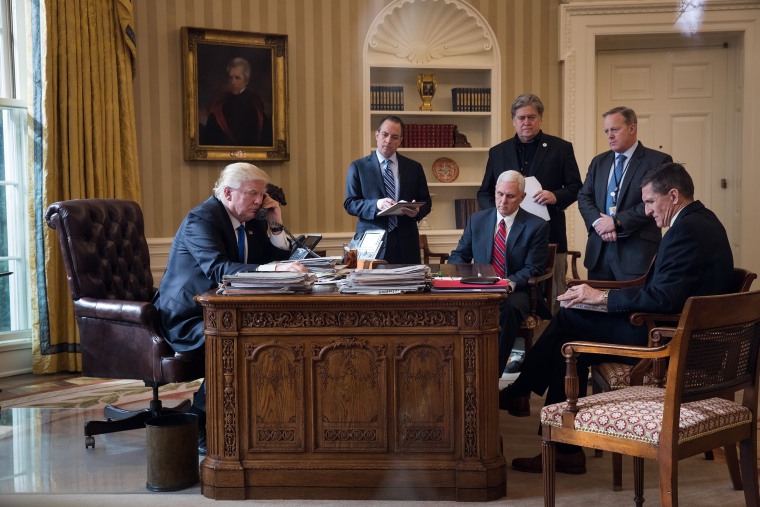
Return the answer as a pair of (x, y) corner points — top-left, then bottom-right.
(48, 199), (154, 302)
(45, 199), (204, 383)
(46, 199), (204, 447)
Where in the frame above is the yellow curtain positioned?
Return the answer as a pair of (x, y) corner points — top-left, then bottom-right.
(30, 0), (141, 373)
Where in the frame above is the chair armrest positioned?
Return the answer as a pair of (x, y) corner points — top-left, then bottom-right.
(629, 312), (681, 328)
(75, 297), (159, 327)
(527, 270), (553, 286)
(567, 250), (582, 280)
(559, 339), (672, 424)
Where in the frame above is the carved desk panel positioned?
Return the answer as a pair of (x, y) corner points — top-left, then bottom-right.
(196, 289), (506, 501)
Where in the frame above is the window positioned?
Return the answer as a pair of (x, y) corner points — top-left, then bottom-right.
(0, 0), (30, 341)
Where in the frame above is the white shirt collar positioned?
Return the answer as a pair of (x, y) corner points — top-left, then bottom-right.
(225, 207), (243, 230)
(496, 208), (518, 229)
(376, 150), (397, 166)
(616, 140), (639, 162)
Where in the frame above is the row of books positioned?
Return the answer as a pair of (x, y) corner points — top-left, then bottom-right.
(454, 198), (480, 229)
(401, 123), (456, 148)
(452, 88), (491, 112)
(370, 85), (404, 111)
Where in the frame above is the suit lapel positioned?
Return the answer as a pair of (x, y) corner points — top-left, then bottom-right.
(506, 210), (526, 259)
(212, 197), (239, 260)
(368, 153), (385, 193)
(596, 152), (615, 206)
(531, 138), (548, 175)
(617, 143), (645, 204)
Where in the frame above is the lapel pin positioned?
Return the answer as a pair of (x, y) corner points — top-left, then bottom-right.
(542, 143), (547, 147)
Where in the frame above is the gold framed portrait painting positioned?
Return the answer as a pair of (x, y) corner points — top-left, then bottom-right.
(181, 27), (289, 161)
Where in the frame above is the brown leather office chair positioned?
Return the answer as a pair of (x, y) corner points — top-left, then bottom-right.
(419, 234), (449, 264)
(517, 243), (557, 352)
(544, 290), (760, 507)
(46, 199), (204, 448)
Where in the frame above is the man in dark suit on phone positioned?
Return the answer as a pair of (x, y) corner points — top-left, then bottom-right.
(153, 162), (305, 454)
(344, 115), (432, 264)
(478, 94), (582, 311)
(577, 106), (673, 280)
(450, 170), (549, 377)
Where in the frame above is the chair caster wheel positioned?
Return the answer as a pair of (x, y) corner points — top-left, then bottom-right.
(85, 435), (95, 449)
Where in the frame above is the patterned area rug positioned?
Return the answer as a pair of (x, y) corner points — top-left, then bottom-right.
(0, 377), (201, 410)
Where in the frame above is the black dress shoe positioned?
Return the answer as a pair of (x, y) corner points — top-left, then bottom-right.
(198, 428), (207, 456)
(498, 388), (530, 416)
(511, 451), (586, 474)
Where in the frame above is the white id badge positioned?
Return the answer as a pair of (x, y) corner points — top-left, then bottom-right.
(608, 205), (617, 216)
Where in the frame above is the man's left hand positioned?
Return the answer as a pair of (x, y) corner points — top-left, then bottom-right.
(557, 283), (606, 307)
(274, 261), (307, 273)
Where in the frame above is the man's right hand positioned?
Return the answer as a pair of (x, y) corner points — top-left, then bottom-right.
(377, 197), (396, 211)
(593, 214), (617, 241)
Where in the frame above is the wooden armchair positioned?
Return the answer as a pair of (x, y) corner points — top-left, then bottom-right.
(419, 234), (449, 264)
(518, 243), (557, 352)
(582, 267), (756, 491)
(542, 290), (760, 507)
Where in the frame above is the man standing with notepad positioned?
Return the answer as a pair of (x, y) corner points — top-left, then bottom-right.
(344, 115), (432, 264)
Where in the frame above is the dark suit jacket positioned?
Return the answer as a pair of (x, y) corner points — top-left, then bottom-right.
(344, 152), (432, 263)
(608, 200), (734, 313)
(577, 142), (672, 276)
(477, 132), (581, 253)
(153, 196), (290, 351)
(519, 200), (734, 405)
(448, 207), (549, 291)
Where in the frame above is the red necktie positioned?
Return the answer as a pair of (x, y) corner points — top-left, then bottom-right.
(491, 219), (506, 278)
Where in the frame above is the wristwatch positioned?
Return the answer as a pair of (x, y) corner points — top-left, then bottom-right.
(602, 289), (610, 300)
(269, 225), (284, 233)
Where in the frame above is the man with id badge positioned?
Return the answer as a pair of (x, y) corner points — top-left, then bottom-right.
(577, 107), (672, 281)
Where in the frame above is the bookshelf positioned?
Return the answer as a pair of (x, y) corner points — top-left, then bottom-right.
(364, 0), (500, 233)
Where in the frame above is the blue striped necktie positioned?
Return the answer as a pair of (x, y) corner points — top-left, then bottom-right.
(606, 154), (626, 215)
(382, 159), (397, 232)
(236, 224), (246, 262)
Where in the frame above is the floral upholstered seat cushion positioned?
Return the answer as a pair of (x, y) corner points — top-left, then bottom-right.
(541, 386), (751, 445)
(596, 362), (657, 389)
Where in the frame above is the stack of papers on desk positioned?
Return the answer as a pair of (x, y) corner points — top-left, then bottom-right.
(218, 271), (316, 294)
(339, 265), (431, 294)
(431, 277), (509, 293)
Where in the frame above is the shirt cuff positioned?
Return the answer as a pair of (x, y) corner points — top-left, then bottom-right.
(270, 231), (290, 250)
(257, 263), (278, 272)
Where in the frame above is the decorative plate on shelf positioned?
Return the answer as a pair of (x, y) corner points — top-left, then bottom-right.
(432, 157), (459, 183)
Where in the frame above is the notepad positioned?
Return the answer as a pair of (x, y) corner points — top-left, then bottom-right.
(377, 201), (426, 217)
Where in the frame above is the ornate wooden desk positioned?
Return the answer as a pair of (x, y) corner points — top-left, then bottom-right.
(196, 275), (506, 501)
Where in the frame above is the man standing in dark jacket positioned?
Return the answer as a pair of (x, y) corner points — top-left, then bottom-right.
(478, 94), (581, 312)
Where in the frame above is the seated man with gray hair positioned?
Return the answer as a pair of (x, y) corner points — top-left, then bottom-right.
(449, 170), (549, 382)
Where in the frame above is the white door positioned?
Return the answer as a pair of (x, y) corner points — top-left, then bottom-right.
(596, 44), (740, 255)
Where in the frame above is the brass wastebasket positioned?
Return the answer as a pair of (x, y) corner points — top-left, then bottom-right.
(145, 413), (199, 492)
